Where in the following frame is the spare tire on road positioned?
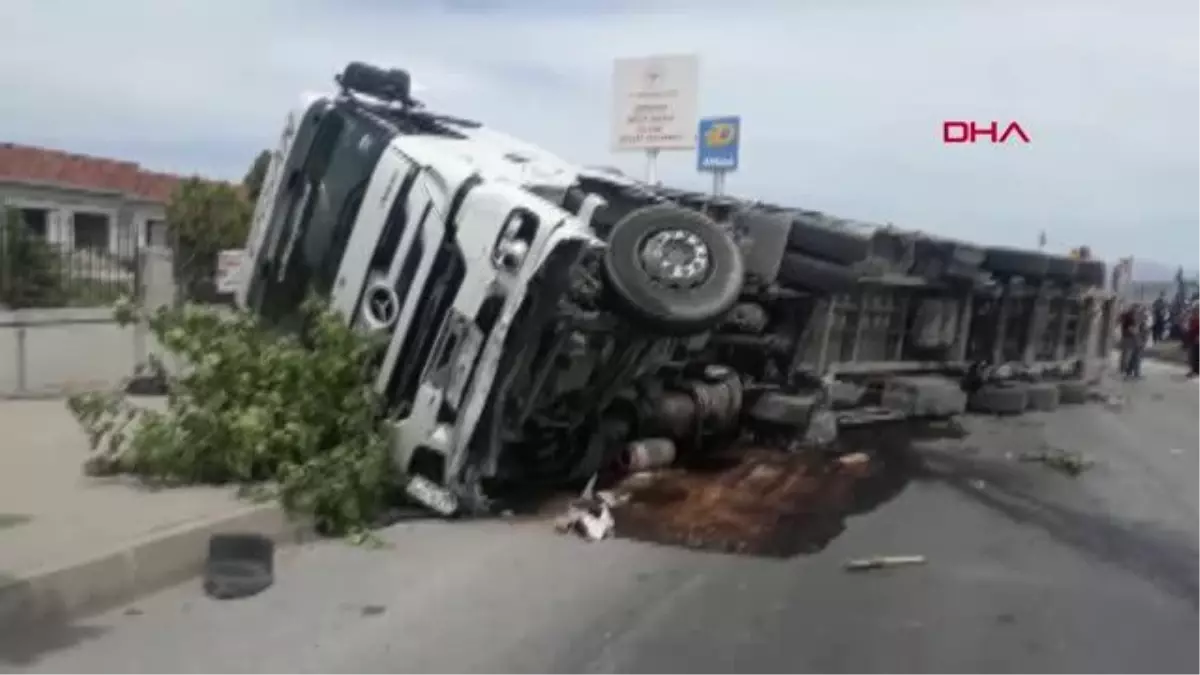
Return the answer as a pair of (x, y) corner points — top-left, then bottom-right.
(968, 382), (1029, 415)
(603, 204), (745, 336)
(786, 211), (870, 265)
(1025, 382), (1061, 411)
(204, 533), (275, 600)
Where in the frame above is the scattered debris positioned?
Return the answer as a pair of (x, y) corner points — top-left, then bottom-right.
(837, 452), (871, 477)
(1017, 448), (1094, 476)
(970, 478), (987, 490)
(360, 604), (387, 617)
(554, 499), (615, 541)
(844, 555), (927, 572)
(1169, 448), (1185, 456)
(554, 476), (617, 541)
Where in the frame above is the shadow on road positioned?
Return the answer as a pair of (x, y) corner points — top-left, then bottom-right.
(0, 572), (109, 667)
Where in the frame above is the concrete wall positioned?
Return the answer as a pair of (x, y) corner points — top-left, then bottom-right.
(0, 247), (177, 398)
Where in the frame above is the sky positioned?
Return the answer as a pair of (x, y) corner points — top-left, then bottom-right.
(2, 0), (1197, 273)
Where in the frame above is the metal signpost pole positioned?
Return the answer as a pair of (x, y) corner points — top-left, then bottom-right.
(645, 149), (660, 185)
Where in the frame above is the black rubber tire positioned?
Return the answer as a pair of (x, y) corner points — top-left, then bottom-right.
(786, 211), (870, 265)
(1076, 260), (1107, 288)
(779, 251), (861, 293)
(866, 229), (917, 275)
(1025, 382), (1061, 411)
(603, 204), (744, 336)
(968, 382), (1028, 415)
(983, 247), (1050, 278)
(1057, 380), (1090, 404)
(204, 533), (275, 600)
(912, 237), (986, 281)
(1045, 256), (1078, 283)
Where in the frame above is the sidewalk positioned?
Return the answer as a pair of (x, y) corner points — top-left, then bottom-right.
(0, 399), (308, 629)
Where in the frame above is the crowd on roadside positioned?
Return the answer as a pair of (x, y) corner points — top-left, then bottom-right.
(1118, 291), (1200, 379)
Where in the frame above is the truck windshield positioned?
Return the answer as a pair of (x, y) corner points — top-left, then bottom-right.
(256, 109), (391, 331)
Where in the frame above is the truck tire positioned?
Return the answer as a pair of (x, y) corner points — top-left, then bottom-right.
(786, 211), (870, 265)
(1045, 256), (1078, 283)
(968, 382), (1028, 415)
(1025, 382), (1061, 411)
(1057, 380), (1090, 404)
(779, 251), (861, 293)
(203, 533), (275, 600)
(865, 229), (917, 275)
(983, 247), (1050, 279)
(912, 237), (985, 282)
(603, 204), (744, 336)
(1076, 260), (1106, 288)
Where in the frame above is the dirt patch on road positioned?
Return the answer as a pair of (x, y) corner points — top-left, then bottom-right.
(610, 422), (962, 558)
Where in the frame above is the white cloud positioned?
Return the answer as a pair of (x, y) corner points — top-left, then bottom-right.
(1, 0), (1196, 265)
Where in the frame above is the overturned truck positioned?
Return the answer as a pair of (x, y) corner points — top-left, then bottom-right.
(236, 63), (1114, 515)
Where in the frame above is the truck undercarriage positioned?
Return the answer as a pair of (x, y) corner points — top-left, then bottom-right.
(238, 63), (1114, 516)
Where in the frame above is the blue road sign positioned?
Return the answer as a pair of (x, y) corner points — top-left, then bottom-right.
(697, 116), (740, 172)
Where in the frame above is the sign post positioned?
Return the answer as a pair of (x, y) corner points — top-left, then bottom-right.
(697, 115), (740, 197)
(611, 54), (699, 185)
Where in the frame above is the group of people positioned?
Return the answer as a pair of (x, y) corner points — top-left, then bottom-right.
(1119, 292), (1199, 379)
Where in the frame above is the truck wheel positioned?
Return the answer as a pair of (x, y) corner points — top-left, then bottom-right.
(983, 247), (1050, 279)
(786, 211), (870, 265)
(1075, 260), (1107, 289)
(1025, 382), (1061, 411)
(968, 383), (1028, 415)
(779, 251), (860, 293)
(1045, 256), (1078, 283)
(603, 204), (744, 336)
(1057, 380), (1090, 404)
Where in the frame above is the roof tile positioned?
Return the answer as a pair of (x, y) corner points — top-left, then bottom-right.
(0, 142), (204, 204)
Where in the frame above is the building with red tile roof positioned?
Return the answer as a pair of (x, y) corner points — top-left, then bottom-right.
(0, 142), (197, 255)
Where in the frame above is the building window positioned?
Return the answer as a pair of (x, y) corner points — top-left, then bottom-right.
(73, 212), (110, 251)
(146, 219), (168, 248)
(18, 208), (49, 238)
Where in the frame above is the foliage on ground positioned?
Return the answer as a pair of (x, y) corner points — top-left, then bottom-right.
(66, 297), (397, 537)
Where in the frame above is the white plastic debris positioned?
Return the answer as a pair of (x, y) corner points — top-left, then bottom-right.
(554, 475), (618, 541)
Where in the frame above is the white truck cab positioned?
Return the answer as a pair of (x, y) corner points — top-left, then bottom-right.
(237, 63), (745, 513)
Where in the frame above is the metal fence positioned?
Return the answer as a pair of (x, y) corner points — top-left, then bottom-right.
(0, 214), (141, 310)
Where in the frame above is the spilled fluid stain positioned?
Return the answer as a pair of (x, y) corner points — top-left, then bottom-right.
(611, 421), (964, 558)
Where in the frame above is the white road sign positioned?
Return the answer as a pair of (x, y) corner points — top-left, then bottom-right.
(611, 54), (699, 152)
(215, 249), (246, 295)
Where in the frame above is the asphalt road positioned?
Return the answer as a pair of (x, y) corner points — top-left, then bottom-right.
(4, 362), (1197, 674)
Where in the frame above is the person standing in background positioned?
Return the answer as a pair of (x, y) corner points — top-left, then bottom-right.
(1118, 304), (1140, 378)
(1152, 292), (1168, 342)
(1129, 305), (1151, 378)
(1186, 301), (1199, 378)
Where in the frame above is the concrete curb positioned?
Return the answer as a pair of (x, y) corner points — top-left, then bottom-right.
(0, 503), (312, 631)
